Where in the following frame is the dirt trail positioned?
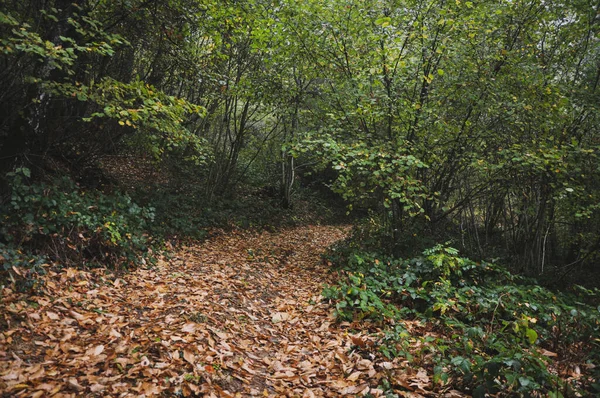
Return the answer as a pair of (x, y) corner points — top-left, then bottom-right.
(1, 224), (416, 397)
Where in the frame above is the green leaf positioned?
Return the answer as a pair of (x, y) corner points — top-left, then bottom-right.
(472, 385), (486, 398)
(375, 17), (391, 27)
(525, 328), (538, 344)
(518, 376), (531, 387)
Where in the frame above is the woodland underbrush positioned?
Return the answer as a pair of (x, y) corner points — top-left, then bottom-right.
(323, 227), (600, 397)
(0, 168), (156, 290)
(0, 164), (343, 290)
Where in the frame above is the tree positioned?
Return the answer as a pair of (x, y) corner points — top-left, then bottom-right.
(0, 0), (207, 184)
(287, 0), (600, 274)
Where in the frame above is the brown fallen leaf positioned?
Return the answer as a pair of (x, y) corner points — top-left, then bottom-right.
(273, 370), (295, 379)
(110, 328), (123, 338)
(69, 310), (84, 320)
(68, 377), (84, 391)
(272, 312), (290, 323)
(87, 344), (104, 356)
(90, 383), (105, 392)
(539, 348), (558, 357)
(1, 371), (19, 380)
(379, 361), (395, 370)
(183, 349), (195, 365)
(303, 389), (316, 398)
(34, 383), (55, 392)
(182, 323), (197, 333)
(444, 390), (467, 397)
(0, 225), (363, 397)
(28, 312), (41, 320)
(242, 363), (256, 374)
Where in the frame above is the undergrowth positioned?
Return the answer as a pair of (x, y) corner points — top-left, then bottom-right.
(133, 182), (340, 241)
(0, 168), (155, 289)
(323, 236), (600, 397)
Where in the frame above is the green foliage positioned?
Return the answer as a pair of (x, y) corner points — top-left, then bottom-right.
(289, 134), (429, 216)
(135, 180), (332, 241)
(323, 240), (600, 395)
(133, 181), (213, 241)
(0, 7), (124, 73)
(1, 2), (600, 395)
(67, 77), (209, 162)
(0, 242), (48, 291)
(1, 168), (155, 278)
(1, 0), (599, 281)
(278, 0), (600, 275)
(0, 2), (209, 180)
(322, 267), (398, 322)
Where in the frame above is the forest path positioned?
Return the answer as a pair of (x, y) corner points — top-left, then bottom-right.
(1, 224), (428, 397)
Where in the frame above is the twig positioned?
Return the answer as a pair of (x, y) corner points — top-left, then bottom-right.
(485, 293), (508, 343)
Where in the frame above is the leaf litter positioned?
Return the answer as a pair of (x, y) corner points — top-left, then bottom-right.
(0, 224), (458, 397)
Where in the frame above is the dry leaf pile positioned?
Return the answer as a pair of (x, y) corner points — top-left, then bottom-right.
(1, 224), (462, 397)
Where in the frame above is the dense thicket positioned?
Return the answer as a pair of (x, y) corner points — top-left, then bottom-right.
(2, 0), (599, 274)
(2, 0), (599, 277)
(282, 0), (600, 282)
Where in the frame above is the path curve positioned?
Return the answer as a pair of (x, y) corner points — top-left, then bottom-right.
(1, 225), (411, 397)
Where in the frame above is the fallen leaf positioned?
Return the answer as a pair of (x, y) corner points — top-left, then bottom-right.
(182, 323), (197, 333)
(183, 349), (195, 365)
(539, 348), (558, 357)
(303, 390), (316, 398)
(69, 310), (84, 320)
(68, 378), (84, 391)
(90, 344), (104, 356)
(1, 371), (19, 380)
(346, 371), (362, 381)
(46, 311), (60, 320)
(379, 361), (395, 369)
(272, 312), (290, 323)
(90, 384), (105, 392)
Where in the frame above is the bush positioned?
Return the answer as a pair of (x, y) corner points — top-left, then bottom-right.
(0, 168), (155, 284)
(0, 242), (48, 291)
(323, 241), (600, 396)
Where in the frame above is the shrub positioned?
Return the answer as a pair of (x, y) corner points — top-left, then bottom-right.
(1, 168), (154, 284)
(323, 241), (600, 396)
(0, 242), (47, 291)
